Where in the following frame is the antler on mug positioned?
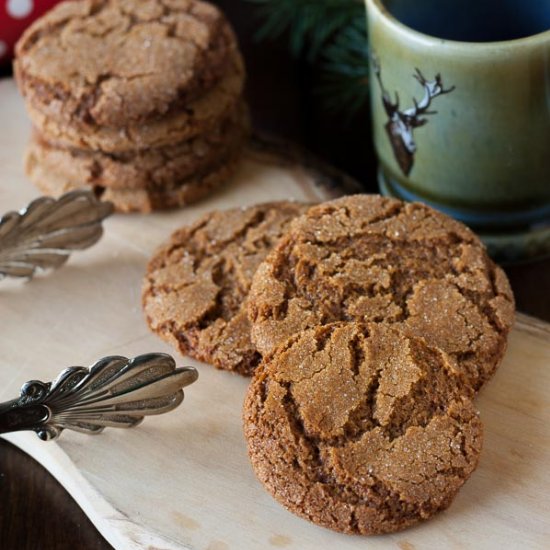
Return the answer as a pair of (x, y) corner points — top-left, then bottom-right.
(372, 53), (402, 119)
(403, 69), (456, 127)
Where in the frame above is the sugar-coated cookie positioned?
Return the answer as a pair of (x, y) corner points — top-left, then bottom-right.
(29, 151), (241, 213)
(25, 103), (249, 192)
(143, 202), (310, 373)
(243, 322), (483, 535)
(15, 0), (237, 127)
(248, 195), (515, 392)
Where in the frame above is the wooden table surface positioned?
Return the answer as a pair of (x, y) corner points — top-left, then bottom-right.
(1, 2), (549, 548)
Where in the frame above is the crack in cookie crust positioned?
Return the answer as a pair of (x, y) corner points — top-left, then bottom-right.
(15, 0), (237, 127)
(243, 323), (483, 535)
(142, 202), (310, 374)
(20, 49), (245, 153)
(248, 195), (515, 392)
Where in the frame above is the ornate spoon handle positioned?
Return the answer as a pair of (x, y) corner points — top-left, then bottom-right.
(0, 190), (113, 281)
(0, 354), (198, 441)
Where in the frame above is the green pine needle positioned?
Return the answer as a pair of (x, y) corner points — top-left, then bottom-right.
(248, 0), (370, 113)
(320, 17), (370, 115)
(249, 0), (364, 60)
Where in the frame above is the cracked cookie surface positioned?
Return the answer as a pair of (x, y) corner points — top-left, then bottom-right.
(142, 202), (310, 374)
(243, 322), (483, 535)
(25, 102), (249, 192)
(21, 48), (245, 153)
(15, 0), (237, 127)
(248, 195), (515, 392)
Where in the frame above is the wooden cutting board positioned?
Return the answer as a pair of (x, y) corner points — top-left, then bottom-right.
(1, 78), (549, 550)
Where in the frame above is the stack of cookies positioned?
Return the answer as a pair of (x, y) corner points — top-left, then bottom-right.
(142, 195), (515, 535)
(14, 0), (249, 212)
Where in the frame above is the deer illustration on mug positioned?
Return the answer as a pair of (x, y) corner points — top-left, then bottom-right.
(372, 55), (456, 176)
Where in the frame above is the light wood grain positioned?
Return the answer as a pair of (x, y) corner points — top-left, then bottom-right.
(1, 79), (549, 550)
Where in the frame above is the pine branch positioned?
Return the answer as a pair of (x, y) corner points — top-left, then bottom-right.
(319, 17), (370, 115)
(249, 0), (364, 60)
(248, 0), (370, 114)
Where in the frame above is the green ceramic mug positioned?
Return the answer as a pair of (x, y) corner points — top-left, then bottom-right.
(365, 0), (550, 258)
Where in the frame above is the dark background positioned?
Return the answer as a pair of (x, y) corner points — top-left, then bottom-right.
(1, 2), (549, 548)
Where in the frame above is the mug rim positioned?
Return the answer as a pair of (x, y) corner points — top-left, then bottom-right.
(367, 0), (550, 48)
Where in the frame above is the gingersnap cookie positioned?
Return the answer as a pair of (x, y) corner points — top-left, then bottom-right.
(243, 322), (483, 535)
(25, 103), (249, 192)
(100, 155), (241, 212)
(248, 195), (515, 392)
(28, 151), (241, 213)
(143, 202), (310, 374)
(21, 48), (245, 153)
(15, 0), (237, 128)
